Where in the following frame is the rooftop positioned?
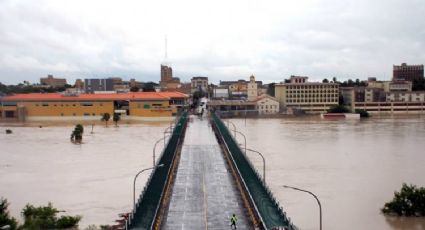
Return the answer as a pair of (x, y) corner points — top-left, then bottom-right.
(1, 92), (188, 101)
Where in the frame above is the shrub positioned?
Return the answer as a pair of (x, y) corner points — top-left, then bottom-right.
(327, 105), (350, 113)
(22, 202), (82, 229)
(0, 198), (18, 230)
(355, 109), (370, 118)
(382, 183), (425, 216)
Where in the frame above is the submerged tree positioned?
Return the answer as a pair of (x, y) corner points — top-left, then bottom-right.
(70, 124), (84, 143)
(382, 183), (425, 216)
(0, 198), (18, 230)
(113, 113), (121, 127)
(22, 202), (81, 229)
(101, 113), (111, 127)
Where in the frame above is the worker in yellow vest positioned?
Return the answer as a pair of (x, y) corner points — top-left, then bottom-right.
(230, 213), (238, 229)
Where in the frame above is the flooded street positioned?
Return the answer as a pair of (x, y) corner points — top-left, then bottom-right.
(229, 116), (425, 230)
(0, 121), (170, 228)
(1, 116), (425, 229)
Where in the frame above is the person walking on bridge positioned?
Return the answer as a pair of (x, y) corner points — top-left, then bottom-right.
(230, 213), (238, 229)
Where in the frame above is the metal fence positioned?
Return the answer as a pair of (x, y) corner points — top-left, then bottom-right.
(211, 112), (297, 230)
(127, 112), (188, 230)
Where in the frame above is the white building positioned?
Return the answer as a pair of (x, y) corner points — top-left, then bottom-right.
(255, 94), (279, 114)
(275, 76), (339, 114)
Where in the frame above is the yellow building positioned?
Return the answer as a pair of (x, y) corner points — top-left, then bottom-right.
(0, 92), (188, 121)
(275, 76), (339, 114)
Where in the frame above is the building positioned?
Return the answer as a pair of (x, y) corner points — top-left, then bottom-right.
(0, 92), (188, 121)
(40, 75), (67, 87)
(84, 78), (114, 93)
(160, 64), (181, 89)
(191, 76), (208, 93)
(219, 78), (262, 99)
(393, 63), (424, 82)
(274, 76), (339, 114)
(255, 94), (279, 115)
(247, 75), (258, 101)
(74, 79), (84, 89)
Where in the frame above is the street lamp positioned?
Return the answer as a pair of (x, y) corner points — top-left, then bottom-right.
(153, 135), (169, 166)
(232, 129), (246, 155)
(240, 147), (266, 183)
(282, 185), (322, 230)
(133, 164), (164, 210)
(226, 119), (237, 137)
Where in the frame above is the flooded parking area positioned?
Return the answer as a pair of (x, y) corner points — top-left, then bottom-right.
(0, 121), (170, 228)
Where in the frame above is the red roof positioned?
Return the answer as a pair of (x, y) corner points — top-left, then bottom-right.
(1, 92), (188, 101)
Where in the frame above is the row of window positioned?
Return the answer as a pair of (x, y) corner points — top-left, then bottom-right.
(287, 99), (338, 103)
(257, 105), (278, 109)
(286, 85), (338, 89)
(287, 94), (338, 98)
(35, 103), (101, 107)
(287, 90), (338, 93)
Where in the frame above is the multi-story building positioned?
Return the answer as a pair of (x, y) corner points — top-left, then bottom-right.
(191, 76), (208, 93)
(40, 75), (67, 87)
(0, 92), (188, 121)
(393, 63), (424, 82)
(274, 76), (339, 113)
(84, 78), (114, 93)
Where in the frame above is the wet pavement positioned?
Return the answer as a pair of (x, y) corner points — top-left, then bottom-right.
(163, 116), (251, 229)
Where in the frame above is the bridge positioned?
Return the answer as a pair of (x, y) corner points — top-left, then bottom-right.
(124, 112), (297, 230)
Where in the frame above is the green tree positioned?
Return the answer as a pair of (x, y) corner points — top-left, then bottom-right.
(355, 109), (370, 118)
(130, 86), (140, 92)
(0, 198), (18, 230)
(70, 124), (84, 143)
(113, 113), (121, 127)
(382, 183), (425, 216)
(101, 113), (111, 127)
(266, 83), (276, 97)
(327, 105), (350, 113)
(322, 78), (329, 83)
(22, 203), (81, 229)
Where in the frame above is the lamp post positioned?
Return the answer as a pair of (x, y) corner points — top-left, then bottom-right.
(282, 185), (322, 230)
(227, 120), (237, 137)
(133, 164), (164, 210)
(241, 147), (266, 183)
(232, 129), (246, 155)
(153, 135), (169, 166)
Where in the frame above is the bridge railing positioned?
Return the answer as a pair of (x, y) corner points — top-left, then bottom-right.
(211, 112), (297, 230)
(126, 112), (188, 230)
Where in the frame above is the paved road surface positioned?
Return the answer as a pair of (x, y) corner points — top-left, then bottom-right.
(163, 115), (252, 229)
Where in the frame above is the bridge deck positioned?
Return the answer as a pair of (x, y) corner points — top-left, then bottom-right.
(162, 116), (252, 229)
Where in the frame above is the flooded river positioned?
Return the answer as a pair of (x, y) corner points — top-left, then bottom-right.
(0, 121), (170, 228)
(1, 116), (425, 229)
(229, 115), (425, 230)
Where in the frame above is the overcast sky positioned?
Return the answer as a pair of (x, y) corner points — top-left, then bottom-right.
(1, 0), (425, 85)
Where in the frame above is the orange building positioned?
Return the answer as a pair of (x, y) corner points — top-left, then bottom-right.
(0, 92), (188, 121)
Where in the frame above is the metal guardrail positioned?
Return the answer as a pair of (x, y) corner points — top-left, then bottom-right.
(211, 112), (297, 230)
(126, 112), (188, 230)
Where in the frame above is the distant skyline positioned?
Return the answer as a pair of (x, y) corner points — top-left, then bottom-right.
(1, 0), (425, 85)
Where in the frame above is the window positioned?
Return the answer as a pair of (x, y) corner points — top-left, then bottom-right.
(92, 113), (96, 116)
(61, 113), (64, 116)
(144, 104), (151, 109)
(73, 113), (76, 116)
(152, 103), (162, 106)
(81, 102), (93, 106)
(83, 113), (90, 116)
(42, 103), (49, 107)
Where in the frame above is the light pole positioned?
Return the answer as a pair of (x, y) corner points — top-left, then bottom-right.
(227, 119), (237, 137)
(153, 135), (169, 166)
(282, 185), (322, 230)
(232, 129), (246, 155)
(241, 147), (266, 183)
(133, 164), (164, 209)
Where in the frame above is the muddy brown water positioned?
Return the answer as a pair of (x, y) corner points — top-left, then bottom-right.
(1, 116), (425, 229)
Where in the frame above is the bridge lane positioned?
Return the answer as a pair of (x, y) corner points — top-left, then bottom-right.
(162, 116), (252, 229)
